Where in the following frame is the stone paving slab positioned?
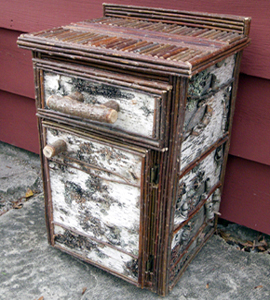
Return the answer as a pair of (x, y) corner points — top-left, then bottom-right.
(0, 142), (41, 215)
(1, 195), (270, 300)
(0, 142), (269, 300)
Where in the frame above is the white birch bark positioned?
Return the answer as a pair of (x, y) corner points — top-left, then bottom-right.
(171, 205), (205, 250)
(46, 128), (144, 259)
(44, 72), (157, 138)
(54, 225), (138, 280)
(181, 55), (235, 171)
(175, 150), (222, 225)
(46, 128), (143, 186)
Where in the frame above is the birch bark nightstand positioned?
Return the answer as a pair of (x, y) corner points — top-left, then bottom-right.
(17, 4), (251, 296)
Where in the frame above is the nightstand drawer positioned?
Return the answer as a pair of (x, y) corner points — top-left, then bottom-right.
(37, 61), (171, 149)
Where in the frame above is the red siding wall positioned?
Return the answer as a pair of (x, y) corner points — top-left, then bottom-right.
(0, 0), (269, 234)
(221, 156), (270, 233)
(0, 90), (39, 153)
(230, 75), (270, 165)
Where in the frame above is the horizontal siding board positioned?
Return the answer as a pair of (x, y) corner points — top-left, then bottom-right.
(229, 74), (270, 166)
(0, 28), (35, 99)
(220, 155), (270, 235)
(0, 90), (39, 153)
(0, 0), (269, 79)
(0, 0), (103, 31)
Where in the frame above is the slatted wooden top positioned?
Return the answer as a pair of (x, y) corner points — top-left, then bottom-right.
(17, 4), (251, 76)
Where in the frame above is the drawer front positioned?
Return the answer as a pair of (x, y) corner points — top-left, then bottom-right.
(39, 63), (170, 149)
(43, 123), (148, 281)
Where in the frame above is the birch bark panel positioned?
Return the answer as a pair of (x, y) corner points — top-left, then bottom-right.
(43, 72), (157, 139)
(208, 55), (235, 89)
(169, 224), (213, 286)
(54, 225), (138, 280)
(171, 205), (205, 251)
(174, 148), (223, 225)
(49, 162), (141, 256)
(181, 56), (235, 171)
(187, 56), (235, 98)
(46, 128), (143, 186)
(45, 127), (145, 256)
(181, 86), (232, 171)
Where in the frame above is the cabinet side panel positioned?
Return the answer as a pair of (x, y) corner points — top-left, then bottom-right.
(181, 55), (235, 170)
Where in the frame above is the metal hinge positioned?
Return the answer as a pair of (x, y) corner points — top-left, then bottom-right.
(150, 165), (160, 185)
(146, 255), (154, 273)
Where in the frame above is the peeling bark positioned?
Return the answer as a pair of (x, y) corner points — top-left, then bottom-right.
(181, 55), (235, 171)
(175, 148), (223, 225)
(54, 225), (138, 279)
(45, 127), (144, 260)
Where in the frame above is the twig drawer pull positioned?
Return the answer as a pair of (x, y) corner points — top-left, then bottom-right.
(47, 95), (119, 124)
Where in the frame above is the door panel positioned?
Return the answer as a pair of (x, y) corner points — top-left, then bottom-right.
(42, 123), (148, 282)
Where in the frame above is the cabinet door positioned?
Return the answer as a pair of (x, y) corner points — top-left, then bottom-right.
(42, 122), (149, 284)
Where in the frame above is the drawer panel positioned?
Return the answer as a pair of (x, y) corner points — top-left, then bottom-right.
(39, 63), (170, 149)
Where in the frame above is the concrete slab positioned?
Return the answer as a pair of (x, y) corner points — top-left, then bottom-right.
(1, 195), (269, 300)
(0, 142), (41, 215)
(0, 142), (269, 300)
